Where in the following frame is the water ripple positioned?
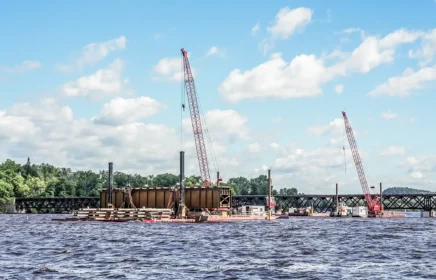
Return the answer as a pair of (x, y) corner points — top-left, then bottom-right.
(0, 213), (435, 279)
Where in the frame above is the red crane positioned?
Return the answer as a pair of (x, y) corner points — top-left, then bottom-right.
(342, 111), (381, 216)
(181, 48), (212, 187)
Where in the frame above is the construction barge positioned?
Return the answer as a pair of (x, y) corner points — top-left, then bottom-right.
(52, 157), (278, 223)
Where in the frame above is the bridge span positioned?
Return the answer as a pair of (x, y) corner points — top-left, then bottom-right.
(14, 193), (436, 213)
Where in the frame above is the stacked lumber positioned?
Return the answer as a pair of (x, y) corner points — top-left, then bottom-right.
(72, 208), (173, 221)
(145, 209), (172, 220)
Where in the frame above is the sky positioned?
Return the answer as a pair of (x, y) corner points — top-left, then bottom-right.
(1, 0), (436, 194)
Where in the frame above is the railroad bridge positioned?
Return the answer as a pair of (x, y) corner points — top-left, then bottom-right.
(14, 193), (436, 213)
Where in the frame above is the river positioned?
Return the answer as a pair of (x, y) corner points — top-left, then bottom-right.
(1, 213), (435, 279)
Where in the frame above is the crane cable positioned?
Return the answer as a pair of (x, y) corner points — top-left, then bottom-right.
(181, 53), (185, 151)
(343, 123), (346, 174)
(180, 52), (219, 174)
(196, 87), (220, 174)
(343, 114), (376, 196)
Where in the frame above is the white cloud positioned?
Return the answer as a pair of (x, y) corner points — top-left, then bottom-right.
(398, 155), (436, 174)
(6, 98), (73, 124)
(248, 143), (261, 153)
(220, 28), (421, 103)
(266, 7), (313, 40)
(77, 36), (126, 70)
(183, 109), (250, 143)
(254, 164), (269, 173)
(272, 145), (359, 193)
(55, 63), (74, 74)
(251, 22), (260, 36)
(307, 118), (343, 136)
(340, 28), (365, 41)
(409, 117), (418, 124)
(396, 154), (436, 182)
(93, 97), (165, 125)
(60, 59), (128, 98)
(344, 28), (362, 34)
(259, 7), (312, 54)
(1, 97), (433, 193)
(152, 55), (196, 82)
(2, 60), (41, 73)
(54, 36), (126, 73)
(219, 52), (328, 102)
(270, 142), (280, 149)
(409, 28), (436, 67)
(380, 146), (405, 156)
(179, 109), (253, 179)
(0, 99), (193, 176)
(368, 66), (436, 97)
(272, 117), (283, 123)
(381, 109), (398, 120)
(154, 33), (164, 40)
(206, 46), (226, 57)
(334, 84), (344, 94)
(0, 111), (37, 142)
(411, 171), (424, 179)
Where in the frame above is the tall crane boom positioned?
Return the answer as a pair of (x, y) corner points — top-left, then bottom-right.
(181, 48), (212, 187)
(342, 111), (380, 213)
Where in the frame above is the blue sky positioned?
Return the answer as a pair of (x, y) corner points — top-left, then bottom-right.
(1, 1), (436, 194)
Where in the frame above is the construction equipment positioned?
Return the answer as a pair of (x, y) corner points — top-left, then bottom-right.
(342, 111), (381, 217)
(181, 48), (212, 187)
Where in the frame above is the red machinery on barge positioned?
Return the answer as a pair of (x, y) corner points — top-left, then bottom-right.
(342, 111), (405, 218)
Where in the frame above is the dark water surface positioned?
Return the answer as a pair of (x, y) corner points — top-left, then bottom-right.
(1, 214), (436, 279)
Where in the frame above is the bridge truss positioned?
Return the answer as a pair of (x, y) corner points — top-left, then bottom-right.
(15, 197), (100, 213)
(14, 194), (436, 213)
(232, 194), (436, 213)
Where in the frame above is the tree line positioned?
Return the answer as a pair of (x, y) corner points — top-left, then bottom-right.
(0, 158), (299, 205)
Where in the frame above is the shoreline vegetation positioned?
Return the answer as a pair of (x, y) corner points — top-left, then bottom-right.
(0, 158), (432, 213)
(0, 158), (298, 213)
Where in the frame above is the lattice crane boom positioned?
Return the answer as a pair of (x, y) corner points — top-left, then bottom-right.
(342, 111), (380, 213)
(181, 48), (212, 187)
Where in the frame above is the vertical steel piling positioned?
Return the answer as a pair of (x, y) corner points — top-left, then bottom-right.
(268, 169), (272, 220)
(179, 151), (186, 218)
(108, 162), (113, 207)
(380, 182), (383, 212)
(336, 183), (339, 215)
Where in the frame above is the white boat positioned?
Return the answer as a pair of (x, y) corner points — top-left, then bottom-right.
(352, 206), (368, 217)
(338, 202), (352, 217)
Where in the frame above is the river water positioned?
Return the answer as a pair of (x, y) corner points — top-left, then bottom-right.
(1, 213), (435, 279)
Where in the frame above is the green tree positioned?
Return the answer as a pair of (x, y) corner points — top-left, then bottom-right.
(153, 173), (178, 187)
(74, 171), (101, 196)
(26, 176), (47, 197)
(228, 177), (250, 195)
(249, 175), (268, 195)
(0, 178), (14, 203)
(279, 188), (298, 195)
(185, 175), (201, 186)
(131, 174), (148, 188)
